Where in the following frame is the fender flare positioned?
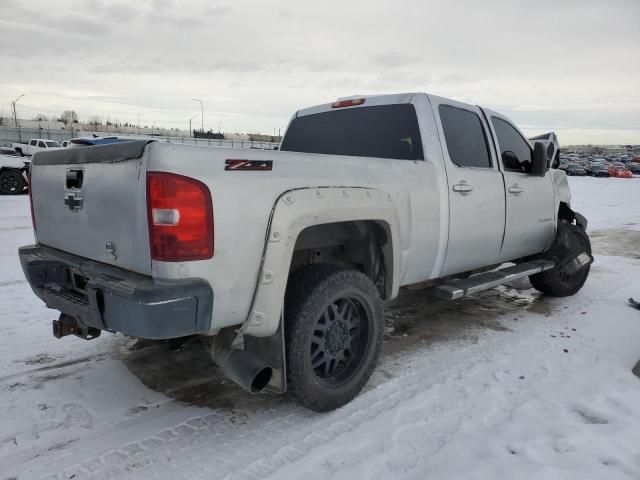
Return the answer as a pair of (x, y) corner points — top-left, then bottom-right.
(241, 186), (402, 337)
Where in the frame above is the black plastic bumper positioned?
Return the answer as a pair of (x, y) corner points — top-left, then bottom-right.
(19, 245), (213, 339)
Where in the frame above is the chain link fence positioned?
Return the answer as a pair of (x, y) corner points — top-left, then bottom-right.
(0, 126), (280, 151)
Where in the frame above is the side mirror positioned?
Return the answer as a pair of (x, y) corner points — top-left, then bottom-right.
(531, 142), (548, 177)
(501, 151), (520, 169)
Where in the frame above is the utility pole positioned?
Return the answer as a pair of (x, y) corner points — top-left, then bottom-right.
(189, 114), (199, 138)
(11, 94), (25, 142)
(192, 98), (204, 133)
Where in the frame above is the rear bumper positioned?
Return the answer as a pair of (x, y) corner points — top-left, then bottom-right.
(19, 244), (213, 339)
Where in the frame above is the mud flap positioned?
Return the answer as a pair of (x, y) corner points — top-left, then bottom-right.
(244, 314), (287, 394)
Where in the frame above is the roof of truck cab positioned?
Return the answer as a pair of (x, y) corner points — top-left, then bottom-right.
(295, 92), (419, 118)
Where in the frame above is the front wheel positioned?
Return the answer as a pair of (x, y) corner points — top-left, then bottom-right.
(529, 223), (591, 297)
(285, 264), (383, 412)
(0, 169), (26, 195)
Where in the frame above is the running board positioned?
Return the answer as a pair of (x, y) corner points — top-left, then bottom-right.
(429, 260), (555, 300)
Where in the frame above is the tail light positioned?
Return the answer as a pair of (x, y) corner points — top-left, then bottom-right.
(147, 172), (213, 261)
(331, 98), (366, 108)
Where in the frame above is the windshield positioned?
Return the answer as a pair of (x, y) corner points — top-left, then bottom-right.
(281, 104), (424, 160)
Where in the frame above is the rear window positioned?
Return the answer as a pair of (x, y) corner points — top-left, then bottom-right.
(45, 141), (61, 147)
(280, 104), (424, 160)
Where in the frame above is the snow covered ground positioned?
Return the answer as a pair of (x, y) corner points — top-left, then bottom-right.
(1, 176), (639, 480)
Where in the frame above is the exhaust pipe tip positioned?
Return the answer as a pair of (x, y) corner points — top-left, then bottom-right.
(212, 343), (273, 394)
(248, 365), (273, 393)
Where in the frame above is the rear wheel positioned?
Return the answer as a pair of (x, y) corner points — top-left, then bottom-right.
(285, 264), (383, 412)
(0, 169), (26, 195)
(529, 223), (591, 297)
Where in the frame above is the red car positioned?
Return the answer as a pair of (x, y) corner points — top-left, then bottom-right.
(607, 165), (633, 178)
(631, 156), (640, 164)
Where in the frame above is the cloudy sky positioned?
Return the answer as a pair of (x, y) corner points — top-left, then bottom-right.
(1, 0), (638, 144)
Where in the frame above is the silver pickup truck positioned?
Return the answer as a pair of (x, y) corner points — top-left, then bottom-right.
(19, 93), (592, 411)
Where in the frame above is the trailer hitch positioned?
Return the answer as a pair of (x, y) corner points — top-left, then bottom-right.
(52, 314), (101, 340)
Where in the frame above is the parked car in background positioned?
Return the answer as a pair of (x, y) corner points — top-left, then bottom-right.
(627, 163), (640, 175)
(12, 139), (62, 156)
(561, 165), (587, 176)
(1, 147), (21, 158)
(607, 165), (633, 178)
(1, 147), (30, 195)
(591, 167), (610, 177)
(584, 164), (610, 177)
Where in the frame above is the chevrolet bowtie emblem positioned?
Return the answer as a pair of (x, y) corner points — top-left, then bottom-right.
(64, 193), (83, 211)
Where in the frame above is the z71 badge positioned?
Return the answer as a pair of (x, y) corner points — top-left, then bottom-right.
(225, 159), (273, 171)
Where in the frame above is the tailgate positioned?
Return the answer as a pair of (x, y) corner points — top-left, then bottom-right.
(31, 140), (152, 275)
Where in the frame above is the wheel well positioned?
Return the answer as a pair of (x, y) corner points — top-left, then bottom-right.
(558, 202), (588, 230)
(558, 202), (573, 223)
(290, 220), (392, 299)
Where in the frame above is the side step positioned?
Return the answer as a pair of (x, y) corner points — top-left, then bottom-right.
(429, 260), (555, 300)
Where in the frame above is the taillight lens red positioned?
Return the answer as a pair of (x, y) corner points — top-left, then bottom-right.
(147, 172), (213, 261)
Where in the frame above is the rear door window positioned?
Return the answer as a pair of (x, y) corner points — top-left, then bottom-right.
(439, 105), (491, 168)
(280, 104), (423, 160)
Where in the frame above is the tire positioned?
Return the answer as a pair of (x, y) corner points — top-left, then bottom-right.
(529, 223), (591, 297)
(0, 169), (26, 195)
(285, 264), (383, 412)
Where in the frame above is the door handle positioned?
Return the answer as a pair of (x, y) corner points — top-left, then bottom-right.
(508, 184), (524, 195)
(452, 181), (474, 195)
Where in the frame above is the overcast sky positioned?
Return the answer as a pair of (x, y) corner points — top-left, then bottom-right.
(1, 0), (638, 144)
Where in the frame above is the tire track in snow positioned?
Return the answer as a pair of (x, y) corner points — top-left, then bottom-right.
(12, 259), (632, 480)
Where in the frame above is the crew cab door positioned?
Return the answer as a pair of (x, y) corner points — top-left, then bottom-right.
(429, 96), (506, 276)
(484, 110), (556, 262)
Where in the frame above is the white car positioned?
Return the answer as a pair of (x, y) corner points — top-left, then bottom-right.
(20, 92), (592, 411)
(0, 147), (30, 194)
(12, 138), (62, 156)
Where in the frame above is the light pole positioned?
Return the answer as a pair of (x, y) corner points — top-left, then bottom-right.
(137, 113), (143, 134)
(189, 114), (199, 138)
(192, 98), (204, 134)
(11, 94), (25, 142)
